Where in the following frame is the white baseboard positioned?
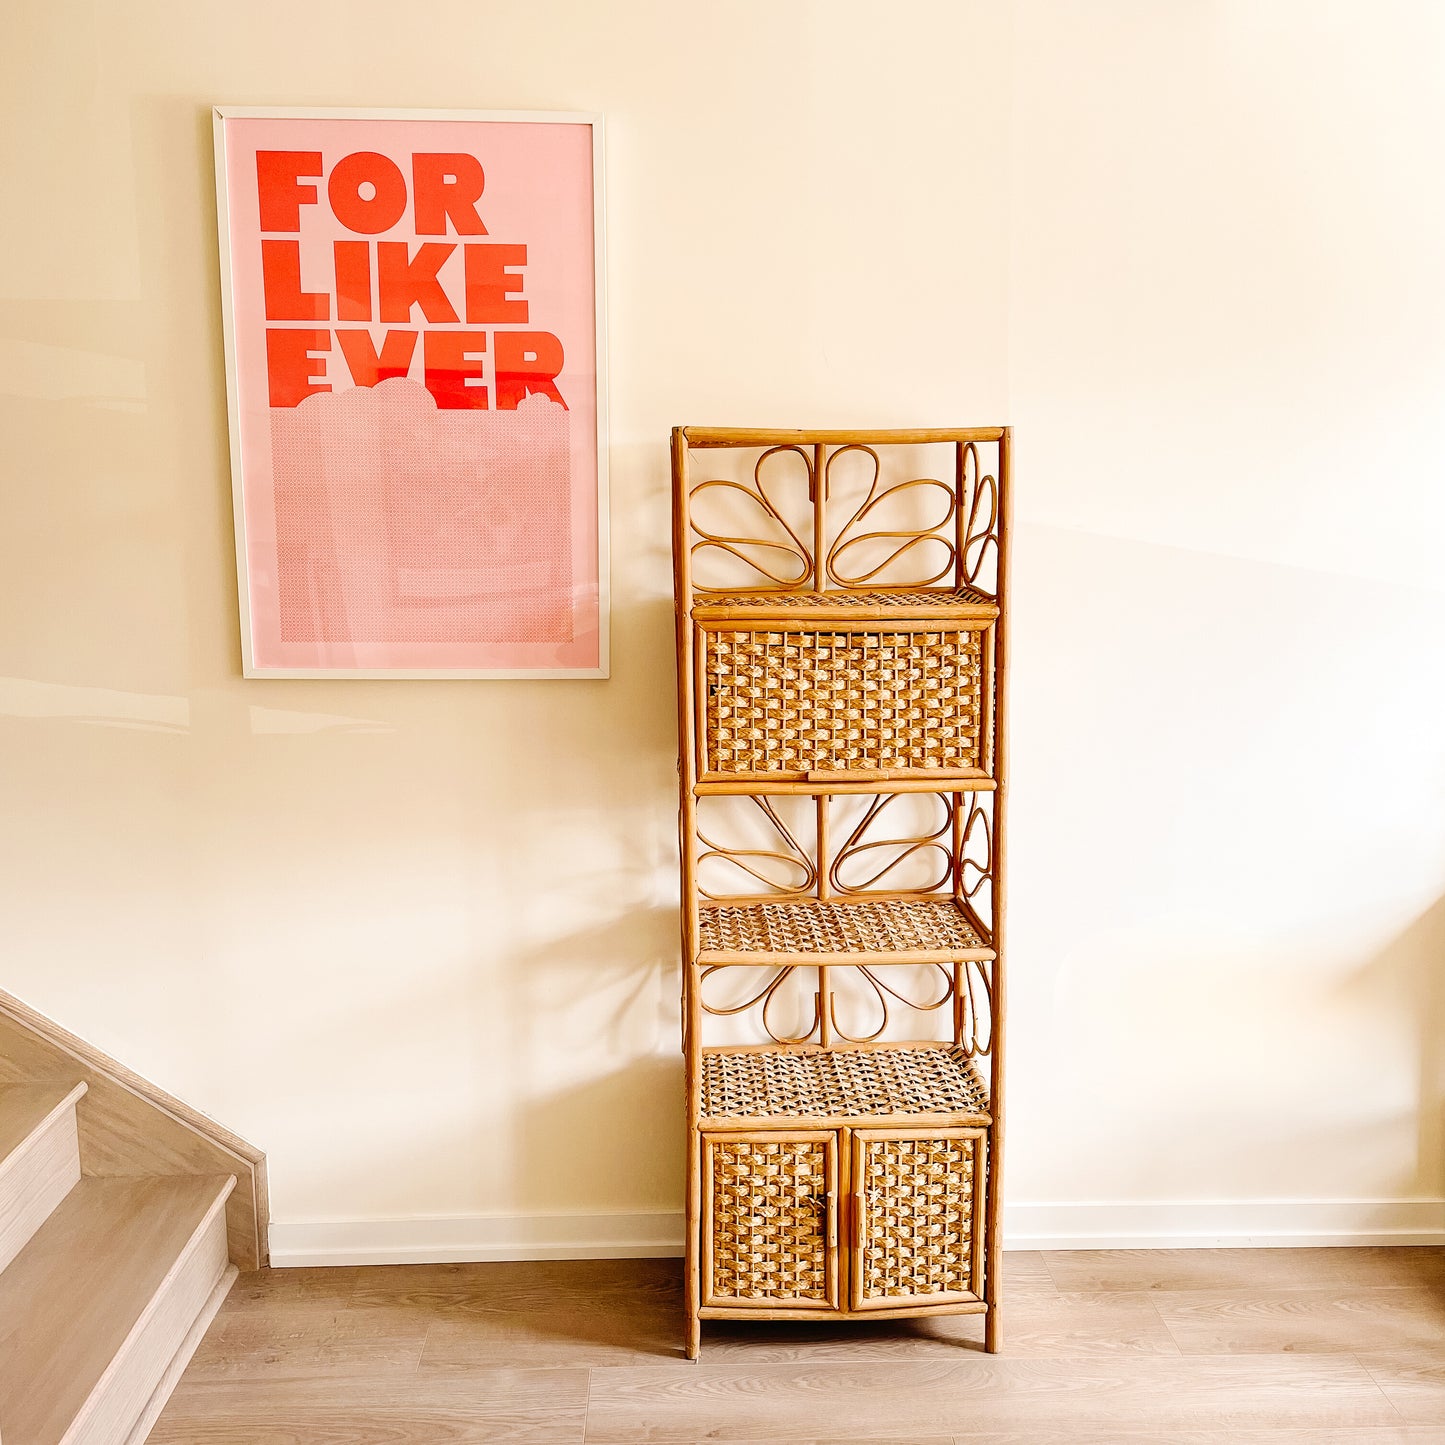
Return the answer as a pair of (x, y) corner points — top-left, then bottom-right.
(1002, 1197), (1445, 1249)
(269, 1211), (685, 1267)
(268, 1198), (1445, 1267)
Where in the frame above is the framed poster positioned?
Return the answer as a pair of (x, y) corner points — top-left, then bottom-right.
(213, 107), (608, 678)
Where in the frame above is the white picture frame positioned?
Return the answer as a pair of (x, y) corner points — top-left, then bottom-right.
(213, 106), (609, 679)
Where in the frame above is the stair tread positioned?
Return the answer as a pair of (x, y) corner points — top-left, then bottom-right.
(0, 1174), (234, 1445)
(0, 1083), (82, 1168)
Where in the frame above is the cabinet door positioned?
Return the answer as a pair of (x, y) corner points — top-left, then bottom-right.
(702, 1131), (840, 1310)
(697, 621), (990, 782)
(849, 1127), (985, 1311)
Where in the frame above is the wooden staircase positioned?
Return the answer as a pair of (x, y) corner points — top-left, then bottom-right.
(0, 995), (265, 1445)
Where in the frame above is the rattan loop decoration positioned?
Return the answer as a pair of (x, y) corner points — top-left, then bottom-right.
(698, 962), (823, 1047)
(697, 796), (816, 901)
(826, 445), (958, 588)
(690, 445), (814, 590)
(959, 794), (993, 933)
(961, 444), (1000, 595)
(699, 958), (962, 1049)
(830, 793), (954, 896)
(957, 957), (994, 1058)
(828, 963), (956, 1044)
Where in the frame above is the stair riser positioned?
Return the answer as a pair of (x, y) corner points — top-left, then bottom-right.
(120, 1266), (238, 1445)
(63, 1192), (231, 1445)
(0, 1103), (80, 1274)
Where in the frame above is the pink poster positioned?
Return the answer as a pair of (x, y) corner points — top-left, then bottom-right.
(214, 109), (607, 677)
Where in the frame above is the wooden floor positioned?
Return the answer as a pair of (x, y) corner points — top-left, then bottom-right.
(151, 1249), (1445, 1443)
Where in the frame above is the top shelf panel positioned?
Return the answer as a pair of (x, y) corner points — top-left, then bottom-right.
(691, 588), (999, 624)
(681, 427), (1008, 448)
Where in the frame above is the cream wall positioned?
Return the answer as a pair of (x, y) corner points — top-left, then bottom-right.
(0, 0), (1441, 1261)
(1005, 0), (1445, 1243)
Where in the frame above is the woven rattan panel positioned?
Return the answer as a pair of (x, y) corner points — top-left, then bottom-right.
(708, 1138), (831, 1303)
(702, 627), (984, 774)
(699, 897), (985, 955)
(858, 1133), (981, 1301)
(697, 589), (992, 609)
(703, 1046), (989, 1121)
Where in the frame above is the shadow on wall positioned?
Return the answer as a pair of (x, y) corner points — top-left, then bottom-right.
(502, 898), (686, 1214)
(1338, 893), (1445, 1201)
(517, 1054), (685, 1219)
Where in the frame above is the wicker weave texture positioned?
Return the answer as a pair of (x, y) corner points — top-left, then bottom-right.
(702, 1046), (990, 1121)
(702, 627), (984, 774)
(858, 1133), (980, 1302)
(697, 589), (992, 609)
(708, 1138), (831, 1303)
(699, 898), (985, 955)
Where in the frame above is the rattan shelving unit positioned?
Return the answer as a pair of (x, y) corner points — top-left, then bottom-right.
(672, 426), (1011, 1359)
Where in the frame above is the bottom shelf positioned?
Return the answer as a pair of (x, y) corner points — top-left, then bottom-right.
(701, 1043), (990, 1124)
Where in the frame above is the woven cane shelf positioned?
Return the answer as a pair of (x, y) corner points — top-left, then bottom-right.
(673, 426), (1011, 1356)
(701, 1045), (991, 1123)
(698, 897), (992, 962)
(692, 588), (998, 621)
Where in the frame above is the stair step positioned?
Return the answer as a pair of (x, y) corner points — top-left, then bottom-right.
(0, 1174), (235, 1445)
(0, 1082), (86, 1273)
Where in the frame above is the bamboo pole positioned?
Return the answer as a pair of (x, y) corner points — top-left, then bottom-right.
(954, 442), (967, 590)
(812, 441), (828, 589)
(816, 792), (833, 1048)
(983, 428), (1011, 1355)
(672, 428), (704, 1363)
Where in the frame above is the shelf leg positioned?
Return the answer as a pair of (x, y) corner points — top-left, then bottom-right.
(984, 1301), (1001, 1354)
(686, 1312), (701, 1361)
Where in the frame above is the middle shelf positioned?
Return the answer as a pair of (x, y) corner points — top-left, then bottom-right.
(697, 896), (993, 964)
(701, 1043), (992, 1124)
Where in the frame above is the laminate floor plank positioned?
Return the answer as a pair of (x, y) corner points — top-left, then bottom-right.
(148, 1369), (588, 1444)
(950, 1432), (1445, 1444)
(1045, 1248), (1445, 1295)
(1155, 1286), (1445, 1355)
(989, 1290), (1180, 1356)
(185, 1303), (431, 1381)
(581, 1356), (1402, 1441)
(1358, 1348), (1445, 1425)
(221, 1265), (367, 1313)
(995, 1250), (1057, 1296)
(349, 1257), (681, 1319)
(422, 1306), (683, 1370)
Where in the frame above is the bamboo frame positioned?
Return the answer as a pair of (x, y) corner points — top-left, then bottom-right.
(683, 427), (1007, 447)
(984, 427), (1011, 1353)
(694, 776), (997, 797)
(672, 425), (1010, 1360)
